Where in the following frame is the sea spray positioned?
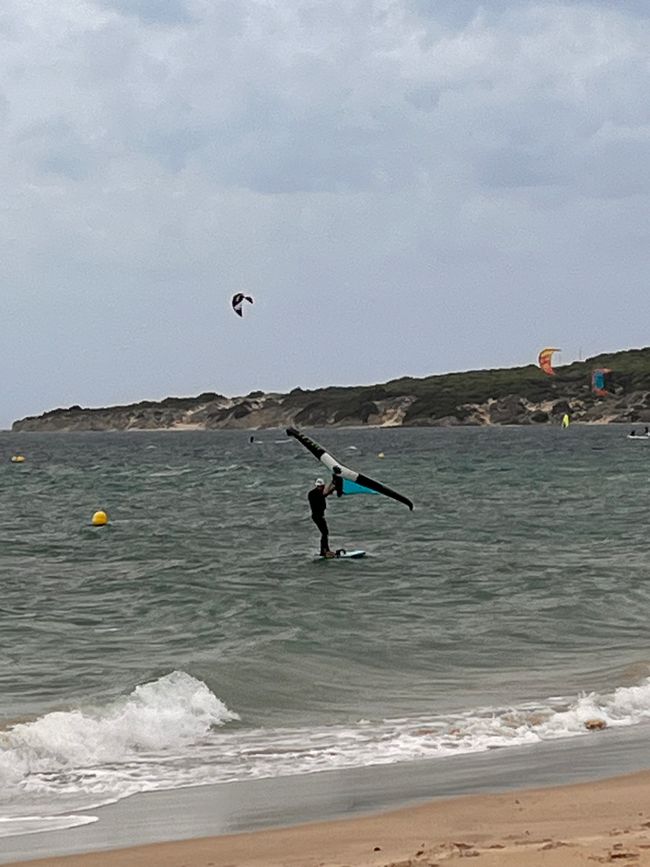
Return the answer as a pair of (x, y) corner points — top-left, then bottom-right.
(4, 672), (650, 823)
(0, 672), (238, 789)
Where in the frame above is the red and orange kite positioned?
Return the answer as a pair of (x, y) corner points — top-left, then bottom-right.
(538, 347), (561, 376)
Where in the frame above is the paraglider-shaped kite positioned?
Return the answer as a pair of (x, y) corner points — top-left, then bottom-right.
(231, 293), (254, 318)
(538, 347), (561, 376)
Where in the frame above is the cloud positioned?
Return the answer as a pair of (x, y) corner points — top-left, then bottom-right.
(6, 1), (648, 197)
(95, 0), (195, 25)
(15, 116), (93, 179)
(1, 0), (650, 426)
(406, 0), (650, 25)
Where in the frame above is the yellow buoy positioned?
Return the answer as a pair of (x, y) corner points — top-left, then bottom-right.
(11, 455), (25, 463)
(91, 510), (109, 526)
(377, 452), (385, 458)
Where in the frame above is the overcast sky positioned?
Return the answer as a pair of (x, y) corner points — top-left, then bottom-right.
(2, 0), (649, 427)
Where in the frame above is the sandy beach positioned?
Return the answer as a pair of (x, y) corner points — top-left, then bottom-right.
(6, 769), (650, 867)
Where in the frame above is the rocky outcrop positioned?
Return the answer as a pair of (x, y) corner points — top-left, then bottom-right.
(13, 347), (650, 432)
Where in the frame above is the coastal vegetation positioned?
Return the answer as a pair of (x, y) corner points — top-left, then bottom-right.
(12, 347), (650, 431)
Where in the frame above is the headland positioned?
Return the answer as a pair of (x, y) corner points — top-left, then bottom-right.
(12, 346), (650, 432)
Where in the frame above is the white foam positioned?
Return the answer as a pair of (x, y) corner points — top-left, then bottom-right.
(184, 675), (650, 782)
(0, 671), (238, 791)
(0, 815), (98, 839)
(4, 672), (650, 832)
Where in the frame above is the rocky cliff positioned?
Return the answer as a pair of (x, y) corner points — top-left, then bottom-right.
(12, 347), (650, 432)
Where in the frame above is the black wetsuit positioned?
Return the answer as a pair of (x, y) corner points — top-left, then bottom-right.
(308, 487), (330, 555)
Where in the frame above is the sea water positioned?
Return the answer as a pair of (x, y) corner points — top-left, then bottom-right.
(1, 426), (650, 838)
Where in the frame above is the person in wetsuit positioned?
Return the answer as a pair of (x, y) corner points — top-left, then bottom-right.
(308, 477), (335, 557)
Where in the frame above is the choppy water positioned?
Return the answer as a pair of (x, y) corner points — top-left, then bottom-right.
(2, 426), (650, 837)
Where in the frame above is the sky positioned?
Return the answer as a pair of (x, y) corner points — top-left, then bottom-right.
(2, 0), (650, 427)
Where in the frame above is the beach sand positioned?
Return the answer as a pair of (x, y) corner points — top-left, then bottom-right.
(7, 769), (650, 867)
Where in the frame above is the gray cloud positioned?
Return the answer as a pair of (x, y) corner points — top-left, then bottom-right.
(406, 0), (525, 26)
(16, 117), (93, 180)
(1, 0), (650, 427)
(96, 0), (195, 25)
(407, 0), (650, 25)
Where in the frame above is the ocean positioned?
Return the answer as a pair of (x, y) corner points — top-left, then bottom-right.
(2, 426), (650, 845)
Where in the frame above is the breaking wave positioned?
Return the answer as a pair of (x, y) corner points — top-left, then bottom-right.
(3, 671), (650, 837)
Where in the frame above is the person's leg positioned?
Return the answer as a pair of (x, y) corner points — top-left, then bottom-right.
(319, 517), (329, 555)
(312, 515), (330, 555)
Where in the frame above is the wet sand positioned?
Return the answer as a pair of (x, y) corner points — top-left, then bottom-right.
(5, 727), (650, 866)
(6, 768), (650, 866)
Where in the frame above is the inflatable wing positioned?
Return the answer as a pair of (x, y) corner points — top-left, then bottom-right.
(286, 427), (413, 510)
(231, 293), (254, 317)
(538, 347), (560, 376)
(338, 478), (378, 496)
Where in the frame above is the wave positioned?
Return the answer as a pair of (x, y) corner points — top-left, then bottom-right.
(0, 815), (97, 840)
(0, 671), (238, 792)
(3, 671), (650, 833)
(200, 677), (650, 779)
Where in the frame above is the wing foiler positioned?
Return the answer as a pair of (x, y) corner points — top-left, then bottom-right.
(286, 427), (414, 510)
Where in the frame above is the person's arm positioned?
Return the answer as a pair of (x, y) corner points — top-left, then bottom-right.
(323, 481), (336, 496)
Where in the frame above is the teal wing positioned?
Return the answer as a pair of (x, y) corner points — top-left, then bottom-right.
(341, 479), (378, 496)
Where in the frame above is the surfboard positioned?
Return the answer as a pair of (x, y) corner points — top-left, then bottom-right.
(314, 549), (366, 560)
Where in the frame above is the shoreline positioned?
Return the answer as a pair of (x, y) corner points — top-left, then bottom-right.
(4, 723), (650, 865)
(6, 768), (650, 866)
(5, 419), (632, 433)
(11, 344), (650, 432)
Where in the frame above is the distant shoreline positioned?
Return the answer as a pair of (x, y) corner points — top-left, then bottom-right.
(4, 419), (635, 433)
(12, 346), (650, 432)
(5, 416), (638, 435)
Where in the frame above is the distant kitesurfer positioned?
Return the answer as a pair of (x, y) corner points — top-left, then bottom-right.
(308, 477), (335, 558)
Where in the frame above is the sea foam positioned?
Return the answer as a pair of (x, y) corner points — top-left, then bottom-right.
(0, 815), (98, 839)
(0, 671), (238, 790)
(3, 672), (650, 832)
